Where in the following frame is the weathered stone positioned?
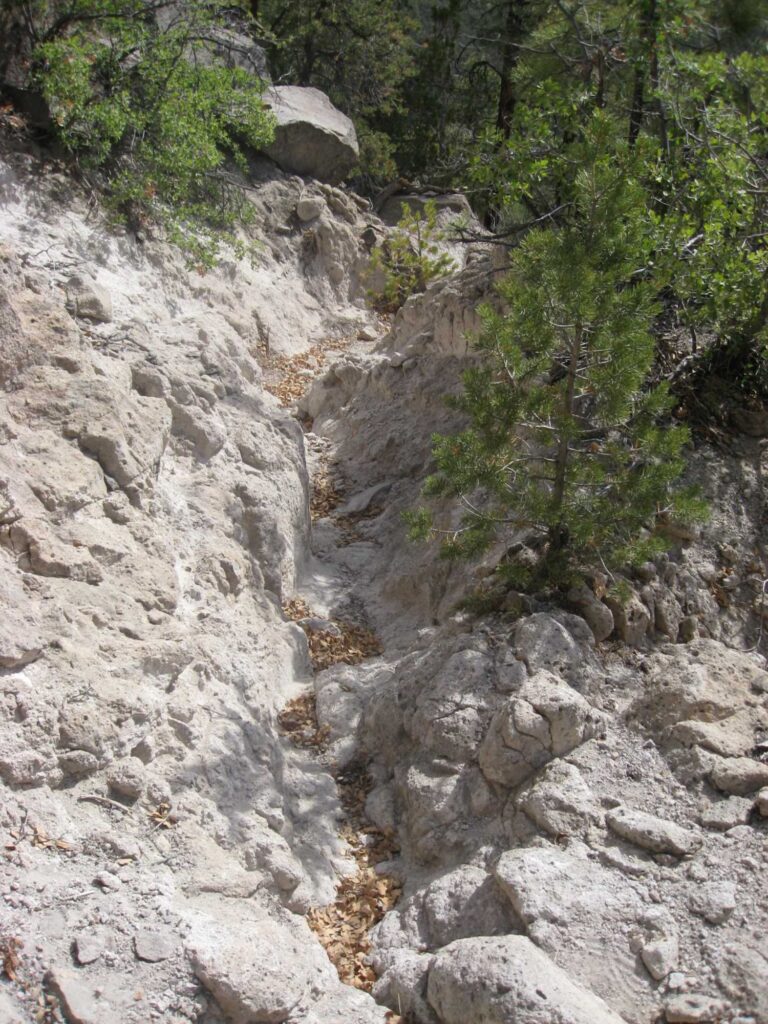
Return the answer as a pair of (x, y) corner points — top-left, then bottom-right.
(605, 587), (651, 645)
(637, 907), (679, 981)
(133, 929), (177, 963)
(514, 613), (597, 688)
(700, 796), (753, 831)
(65, 274), (112, 322)
(296, 196), (325, 221)
(74, 932), (107, 966)
(709, 756), (768, 796)
(58, 749), (99, 776)
(421, 866), (513, 948)
(191, 917), (330, 1024)
(45, 968), (119, 1024)
(606, 806), (702, 857)
(516, 759), (601, 838)
(567, 582), (615, 642)
(427, 935), (626, 1024)
(665, 993), (725, 1023)
(107, 758), (145, 801)
(690, 881), (736, 925)
(756, 786), (768, 817)
(263, 86), (359, 184)
(478, 670), (604, 788)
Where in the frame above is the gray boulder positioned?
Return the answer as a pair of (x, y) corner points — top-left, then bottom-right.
(263, 86), (359, 184)
(427, 935), (626, 1024)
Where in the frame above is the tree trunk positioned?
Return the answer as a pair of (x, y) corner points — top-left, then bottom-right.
(550, 323), (582, 550)
(496, 0), (528, 137)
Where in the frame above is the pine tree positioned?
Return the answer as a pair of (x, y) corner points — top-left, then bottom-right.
(408, 114), (706, 588)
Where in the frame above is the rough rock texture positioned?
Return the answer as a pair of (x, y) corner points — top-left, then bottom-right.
(2, 125), (768, 1024)
(299, 250), (768, 1024)
(427, 935), (626, 1024)
(263, 86), (359, 184)
(0, 142), (386, 1024)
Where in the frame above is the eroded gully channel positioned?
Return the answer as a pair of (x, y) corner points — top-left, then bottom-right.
(263, 329), (405, 1018)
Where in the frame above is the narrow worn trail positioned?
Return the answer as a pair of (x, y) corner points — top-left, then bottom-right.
(266, 331), (405, 1011)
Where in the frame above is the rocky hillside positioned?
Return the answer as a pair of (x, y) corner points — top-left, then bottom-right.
(1, 125), (767, 1024)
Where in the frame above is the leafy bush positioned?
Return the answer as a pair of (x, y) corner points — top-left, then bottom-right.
(22, 0), (275, 265)
(368, 199), (456, 312)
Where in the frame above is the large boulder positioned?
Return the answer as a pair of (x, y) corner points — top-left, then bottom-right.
(263, 86), (359, 184)
(427, 935), (626, 1024)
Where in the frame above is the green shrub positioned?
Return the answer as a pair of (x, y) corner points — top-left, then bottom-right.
(24, 0), (274, 266)
(368, 199), (456, 312)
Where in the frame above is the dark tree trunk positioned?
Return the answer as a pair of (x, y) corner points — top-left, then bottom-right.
(496, 0), (528, 137)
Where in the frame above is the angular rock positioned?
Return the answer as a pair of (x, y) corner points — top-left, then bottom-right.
(133, 929), (177, 963)
(74, 932), (107, 966)
(700, 796), (753, 831)
(690, 881), (736, 925)
(45, 968), (119, 1024)
(296, 196), (325, 222)
(427, 935), (626, 1024)
(516, 759), (601, 838)
(263, 86), (359, 184)
(421, 866), (513, 948)
(709, 756), (768, 796)
(665, 993), (725, 1023)
(606, 806), (701, 857)
(65, 274), (112, 323)
(637, 907), (679, 981)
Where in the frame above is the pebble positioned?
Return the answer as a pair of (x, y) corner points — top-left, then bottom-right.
(94, 871), (122, 891)
(133, 930), (177, 963)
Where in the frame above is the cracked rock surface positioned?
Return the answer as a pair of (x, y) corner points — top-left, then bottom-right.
(1, 128), (768, 1024)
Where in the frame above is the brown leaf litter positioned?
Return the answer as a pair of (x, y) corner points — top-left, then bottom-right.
(282, 597), (383, 672)
(262, 336), (352, 408)
(278, 601), (399, 1013)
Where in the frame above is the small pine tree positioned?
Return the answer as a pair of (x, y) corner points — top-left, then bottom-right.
(408, 115), (706, 588)
(368, 199), (456, 312)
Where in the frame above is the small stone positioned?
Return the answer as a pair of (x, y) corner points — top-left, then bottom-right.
(710, 756), (768, 796)
(700, 797), (753, 831)
(606, 806), (702, 857)
(58, 750), (99, 777)
(133, 930), (177, 963)
(45, 968), (119, 1024)
(107, 758), (145, 801)
(690, 881), (736, 925)
(295, 196), (324, 221)
(755, 787), (768, 817)
(665, 993), (725, 1023)
(94, 871), (122, 891)
(65, 274), (112, 323)
(74, 933), (105, 966)
(642, 937), (679, 981)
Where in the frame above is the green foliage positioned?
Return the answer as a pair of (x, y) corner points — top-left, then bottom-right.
(409, 116), (707, 588)
(368, 200), (456, 312)
(25, 0), (274, 265)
